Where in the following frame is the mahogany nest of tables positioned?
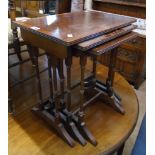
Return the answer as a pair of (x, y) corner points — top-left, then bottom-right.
(11, 10), (138, 151)
(9, 65), (139, 155)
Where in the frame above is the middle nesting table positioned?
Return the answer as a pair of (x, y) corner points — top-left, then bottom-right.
(14, 10), (137, 147)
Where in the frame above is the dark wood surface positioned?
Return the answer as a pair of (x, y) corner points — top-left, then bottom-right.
(9, 57), (139, 155)
(90, 32), (137, 55)
(14, 10), (136, 46)
(76, 25), (136, 51)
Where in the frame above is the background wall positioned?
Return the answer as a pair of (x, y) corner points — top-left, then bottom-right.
(85, 0), (92, 10)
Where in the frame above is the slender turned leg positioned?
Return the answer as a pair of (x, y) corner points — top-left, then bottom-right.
(27, 45), (43, 110)
(106, 48), (125, 114)
(50, 57), (60, 114)
(79, 54), (87, 123)
(77, 54), (97, 146)
(47, 54), (54, 101)
(92, 56), (97, 83)
(57, 59), (65, 109)
(13, 28), (22, 61)
(117, 143), (125, 155)
(27, 45), (36, 67)
(44, 54), (54, 109)
(65, 52), (72, 111)
(64, 52), (87, 146)
(47, 55), (75, 147)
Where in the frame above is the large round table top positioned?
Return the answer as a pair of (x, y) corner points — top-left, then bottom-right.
(9, 65), (139, 155)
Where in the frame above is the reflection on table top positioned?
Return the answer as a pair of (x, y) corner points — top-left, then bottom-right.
(14, 10), (136, 46)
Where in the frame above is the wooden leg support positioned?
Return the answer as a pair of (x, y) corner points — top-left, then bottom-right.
(77, 54), (97, 146)
(44, 54), (55, 110)
(27, 45), (43, 109)
(82, 49), (124, 115)
(64, 53), (87, 146)
(29, 48), (75, 147)
(106, 48), (125, 114)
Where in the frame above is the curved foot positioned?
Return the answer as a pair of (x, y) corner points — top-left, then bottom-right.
(77, 122), (97, 146)
(60, 112), (87, 146)
(110, 96), (125, 115)
(69, 122), (87, 146)
(32, 107), (75, 147)
(58, 123), (76, 147)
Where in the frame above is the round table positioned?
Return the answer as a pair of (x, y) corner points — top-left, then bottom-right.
(9, 65), (139, 155)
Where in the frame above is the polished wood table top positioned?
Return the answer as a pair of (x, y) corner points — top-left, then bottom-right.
(9, 64), (139, 155)
(14, 10), (136, 46)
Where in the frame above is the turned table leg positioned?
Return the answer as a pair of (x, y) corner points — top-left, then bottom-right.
(64, 51), (87, 146)
(77, 54), (97, 146)
(45, 54), (55, 109)
(50, 56), (60, 115)
(65, 51), (72, 111)
(57, 59), (65, 109)
(31, 53), (75, 147)
(27, 45), (43, 110)
(92, 56), (97, 83)
(79, 54), (87, 123)
(106, 48), (125, 114)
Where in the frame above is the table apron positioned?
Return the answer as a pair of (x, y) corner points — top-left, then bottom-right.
(20, 29), (68, 59)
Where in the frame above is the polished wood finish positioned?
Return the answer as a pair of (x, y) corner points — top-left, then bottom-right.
(76, 25), (136, 51)
(90, 32), (137, 55)
(13, 11), (137, 146)
(14, 10), (136, 46)
(9, 60), (139, 155)
(93, 0), (146, 18)
(20, 28), (68, 59)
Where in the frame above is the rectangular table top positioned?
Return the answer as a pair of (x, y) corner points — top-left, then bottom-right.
(14, 10), (136, 46)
